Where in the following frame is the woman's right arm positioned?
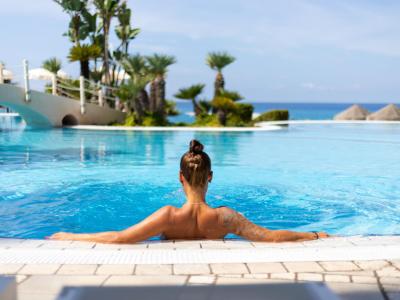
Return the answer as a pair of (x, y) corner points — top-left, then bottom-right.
(217, 207), (328, 242)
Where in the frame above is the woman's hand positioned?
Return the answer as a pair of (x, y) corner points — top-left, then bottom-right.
(48, 232), (76, 241)
(316, 232), (330, 239)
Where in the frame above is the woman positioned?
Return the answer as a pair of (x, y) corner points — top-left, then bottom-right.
(50, 139), (329, 243)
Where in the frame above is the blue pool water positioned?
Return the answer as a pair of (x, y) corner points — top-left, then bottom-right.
(0, 116), (399, 239)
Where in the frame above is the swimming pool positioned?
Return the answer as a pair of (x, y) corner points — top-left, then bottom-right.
(0, 118), (399, 238)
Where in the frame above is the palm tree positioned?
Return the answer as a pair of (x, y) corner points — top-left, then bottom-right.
(93, 0), (122, 84)
(146, 54), (176, 117)
(174, 84), (205, 117)
(119, 54), (151, 113)
(68, 44), (102, 79)
(206, 52), (235, 96)
(42, 57), (62, 74)
(212, 96), (236, 126)
(116, 77), (149, 123)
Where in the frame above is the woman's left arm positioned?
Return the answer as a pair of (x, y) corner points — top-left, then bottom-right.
(49, 205), (174, 244)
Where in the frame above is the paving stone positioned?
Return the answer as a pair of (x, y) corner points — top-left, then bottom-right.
(210, 263), (248, 274)
(247, 262), (286, 274)
(390, 260), (400, 270)
(0, 264), (24, 274)
(147, 241), (176, 249)
(18, 275), (106, 295)
(243, 273), (269, 279)
(188, 275), (215, 285)
(18, 293), (57, 300)
(0, 239), (24, 248)
(39, 240), (73, 249)
(269, 272), (296, 280)
(135, 264), (172, 275)
(96, 264), (134, 275)
(297, 273), (323, 281)
(324, 274), (351, 283)
(218, 274), (243, 278)
(376, 266), (400, 277)
(18, 264), (60, 275)
(15, 275), (28, 284)
(380, 277), (400, 285)
(68, 241), (96, 249)
(223, 240), (254, 249)
(327, 282), (384, 300)
(57, 264), (98, 275)
(173, 241), (201, 249)
(200, 241), (230, 249)
(13, 239), (45, 248)
(352, 275), (378, 284)
(283, 261), (324, 272)
(320, 261), (360, 271)
(216, 277), (268, 285)
(325, 270), (375, 276)
(173, 264), (210, 275)
(355, 260), (389, 270)
(104, 275), (187, 286)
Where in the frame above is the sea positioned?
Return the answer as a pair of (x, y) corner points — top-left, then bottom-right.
(170, 102), (391, 123)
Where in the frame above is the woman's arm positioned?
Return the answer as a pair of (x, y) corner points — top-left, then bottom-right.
(218, 207), (328, 242)
(49, 205), (174, 244)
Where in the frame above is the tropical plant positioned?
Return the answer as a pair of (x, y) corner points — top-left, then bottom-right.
(174, 84), (205, 116)
(206, 52), (235, 96)
(217, 89), (243, 101)
(68, 44), (102, 79)
(54, 0), (90, 45)
(116, 77), (148, 123)
(93, 0), (122, 84)
(212, 96), (236, 126)
(119, 54), (151, 111)
(146, 54), (176, 118)
(42, 57), (62, 74)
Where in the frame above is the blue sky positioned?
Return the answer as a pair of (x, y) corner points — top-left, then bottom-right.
(1, 0), (400, 103)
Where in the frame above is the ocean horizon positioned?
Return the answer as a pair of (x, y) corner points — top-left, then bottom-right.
(171, 101), (396, 122)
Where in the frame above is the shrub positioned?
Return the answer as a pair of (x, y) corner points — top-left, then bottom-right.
(233, 103), (254, 123)
(253, 109), (289, 122)
(193, 113), (220, 126)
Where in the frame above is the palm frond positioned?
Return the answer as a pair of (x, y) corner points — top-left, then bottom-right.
(146, 54), (176, 76)
(174, 84), (205, 100)
(68, 44), (102, 62)
(42, 57), (62, 74)
(206, 52), (235, 71)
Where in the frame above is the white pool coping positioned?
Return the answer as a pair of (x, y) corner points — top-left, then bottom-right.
(66, 120), (400, 132)
(67, 125), (284, 131)
(1, 236), (399, 265)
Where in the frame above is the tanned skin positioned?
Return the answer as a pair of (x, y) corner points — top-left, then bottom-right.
(50, 172), (329, 243)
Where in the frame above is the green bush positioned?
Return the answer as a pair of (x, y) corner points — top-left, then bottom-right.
(253, 109), (289, 122)
(193, 113), (220, 126)
(123, 114), (136, 126)
(233, 103), (253, 123)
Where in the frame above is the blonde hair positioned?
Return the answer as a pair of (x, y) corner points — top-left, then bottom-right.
(180, 140), (211, 187)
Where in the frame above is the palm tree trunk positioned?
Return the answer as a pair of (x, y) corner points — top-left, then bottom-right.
(149, 81), (157, 113)
(156, 76), (166, 118)
(217, 109), (227, 126)
(138, 89), (149, 111)
(81, 60), (90, 79)
(192, 99), (201, 116)
(132, 98), (144, 124)
(214, 72), (225, 96)
(103, 22), (110, 84)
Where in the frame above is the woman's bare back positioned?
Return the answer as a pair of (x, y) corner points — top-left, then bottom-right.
(162, 204), (229, 240)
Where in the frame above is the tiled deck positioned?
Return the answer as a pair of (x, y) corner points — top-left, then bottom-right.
(1, 236), (400, 300)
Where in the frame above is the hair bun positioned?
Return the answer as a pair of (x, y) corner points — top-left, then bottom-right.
(189, 139), (204, 154)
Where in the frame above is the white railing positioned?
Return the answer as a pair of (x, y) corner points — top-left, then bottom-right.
(0, 60), (122, 115)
